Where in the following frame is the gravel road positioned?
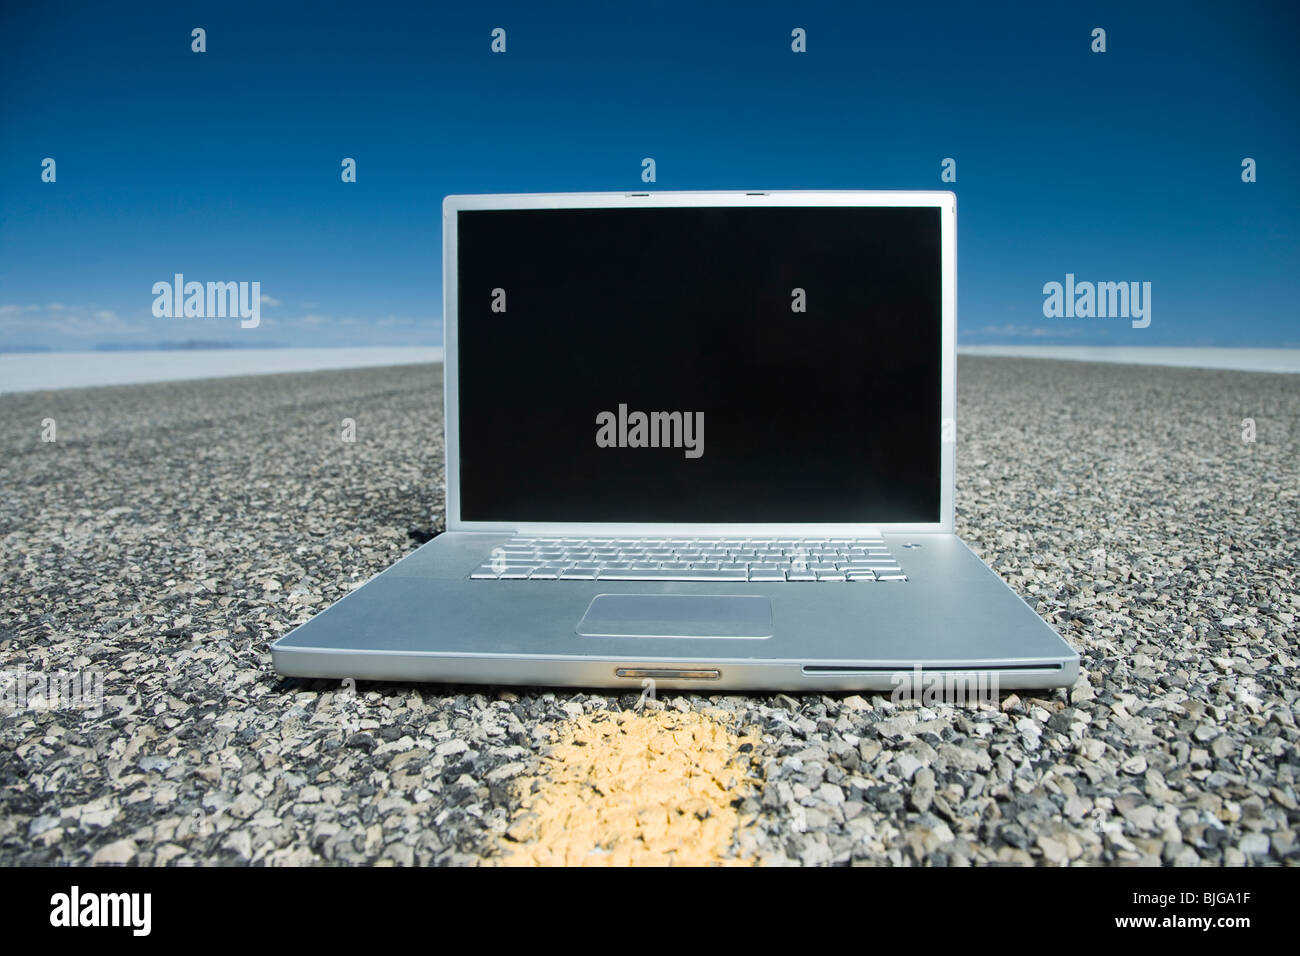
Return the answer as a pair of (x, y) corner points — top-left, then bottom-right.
(1, 357), (1295, 865)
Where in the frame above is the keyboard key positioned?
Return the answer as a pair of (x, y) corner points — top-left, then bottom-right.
(846, 571), (877, 582)
(816, 571), (847, 582)
(596, 569), (748, 581)
(470, 566), (500, 579)
(680, 569), (749, 581)
(559, 568), (598, 580)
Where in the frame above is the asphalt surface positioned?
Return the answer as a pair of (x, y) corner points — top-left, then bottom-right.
(0, 357), (1296, 865)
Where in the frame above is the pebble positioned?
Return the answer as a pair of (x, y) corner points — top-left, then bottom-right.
(1121, 755), (1148, 775)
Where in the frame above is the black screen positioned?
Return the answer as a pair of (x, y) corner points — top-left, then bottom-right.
(456, 205), (941, 523)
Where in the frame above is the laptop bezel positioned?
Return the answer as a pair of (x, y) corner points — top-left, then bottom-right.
(441, 189), (956, 535)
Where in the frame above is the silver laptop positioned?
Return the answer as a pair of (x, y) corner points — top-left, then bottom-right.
(272, 190), (1078, 692)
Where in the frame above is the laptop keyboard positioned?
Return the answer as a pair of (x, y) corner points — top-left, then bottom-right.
(470, 536), (906, 582)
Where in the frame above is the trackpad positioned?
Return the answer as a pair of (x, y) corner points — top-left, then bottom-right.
(577, 594), (773, 639)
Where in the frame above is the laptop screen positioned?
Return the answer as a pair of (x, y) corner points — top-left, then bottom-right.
(455, 204), (942, 524)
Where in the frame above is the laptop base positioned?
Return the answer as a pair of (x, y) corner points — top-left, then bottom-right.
(271, 531), (1079, 692)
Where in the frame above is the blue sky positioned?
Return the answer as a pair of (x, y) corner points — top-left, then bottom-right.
(1, 0), (1296, 350)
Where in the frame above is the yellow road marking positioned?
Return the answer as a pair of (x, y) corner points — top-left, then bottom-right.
(497, 707), (762, 866)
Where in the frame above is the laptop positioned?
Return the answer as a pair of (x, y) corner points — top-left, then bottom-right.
(272, 190), (1079, 693)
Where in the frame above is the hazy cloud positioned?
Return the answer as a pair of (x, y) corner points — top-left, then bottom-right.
(0, 303), (144, 338)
